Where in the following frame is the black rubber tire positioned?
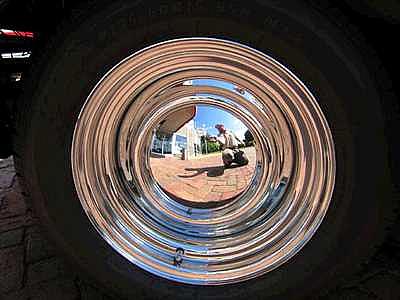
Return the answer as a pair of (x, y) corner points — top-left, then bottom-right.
(14, 1), (396, 299)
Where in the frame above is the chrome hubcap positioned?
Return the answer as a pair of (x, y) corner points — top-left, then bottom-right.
(71, 38), (336, 285)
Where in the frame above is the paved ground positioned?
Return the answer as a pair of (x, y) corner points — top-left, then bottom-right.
(150, 147), (256, 204)
(0, 157), (113, 300)
(1, 156), (399, 299)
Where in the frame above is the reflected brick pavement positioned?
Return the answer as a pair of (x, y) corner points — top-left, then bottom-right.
(150, 147), (256, 203)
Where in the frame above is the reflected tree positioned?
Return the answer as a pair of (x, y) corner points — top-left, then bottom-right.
(244, 129), (254, 146)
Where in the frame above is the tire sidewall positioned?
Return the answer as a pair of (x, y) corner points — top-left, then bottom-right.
(23, 1), (390, 299)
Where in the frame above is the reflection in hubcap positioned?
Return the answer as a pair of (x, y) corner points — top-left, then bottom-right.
(71, 38), (336, 285)
(149, 104), (257, 207)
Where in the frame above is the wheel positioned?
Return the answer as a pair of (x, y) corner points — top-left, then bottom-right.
(14, 1), (395, 299)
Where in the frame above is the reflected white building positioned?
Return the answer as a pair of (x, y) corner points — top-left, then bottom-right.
(152, 119), (201, 160)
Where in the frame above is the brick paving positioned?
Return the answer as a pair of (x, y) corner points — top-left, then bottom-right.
(0, 157), (114, 300)
(150, 147), (256, 204)
(0, 156), (399, 299)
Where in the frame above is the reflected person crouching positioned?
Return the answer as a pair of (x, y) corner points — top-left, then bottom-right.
(211, 124), (249, 168)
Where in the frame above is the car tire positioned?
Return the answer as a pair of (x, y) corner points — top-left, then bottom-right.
(14, 1), (396, 299)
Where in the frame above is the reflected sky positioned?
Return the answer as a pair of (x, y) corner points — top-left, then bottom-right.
(182, 78), (253, 139)
(194, 105), (248, 139)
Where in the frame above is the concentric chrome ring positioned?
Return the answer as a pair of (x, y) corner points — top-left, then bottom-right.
(71, 38), (335, 285)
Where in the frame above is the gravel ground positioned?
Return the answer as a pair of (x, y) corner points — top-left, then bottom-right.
(1, 156), (399, 300)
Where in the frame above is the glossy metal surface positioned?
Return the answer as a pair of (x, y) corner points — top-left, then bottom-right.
(71, 38), (336, 285)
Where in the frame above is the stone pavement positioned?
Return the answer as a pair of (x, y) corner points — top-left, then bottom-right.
(1, 156), (399, 299)
(0, 157), (115, 300)
(150, 147), (256, 204)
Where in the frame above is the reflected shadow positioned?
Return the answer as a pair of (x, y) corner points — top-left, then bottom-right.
(178, 164), (244, 178)
(178, 166), (225, 178)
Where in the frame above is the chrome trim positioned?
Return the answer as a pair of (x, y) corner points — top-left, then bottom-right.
(71, 38), (336, 285)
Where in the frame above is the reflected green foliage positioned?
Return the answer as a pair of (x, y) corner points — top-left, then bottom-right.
(244, 130), (254, 146)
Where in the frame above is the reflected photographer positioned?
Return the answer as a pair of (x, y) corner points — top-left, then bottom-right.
(149, 105), (256, 204)
(211, 124), (249, 167)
